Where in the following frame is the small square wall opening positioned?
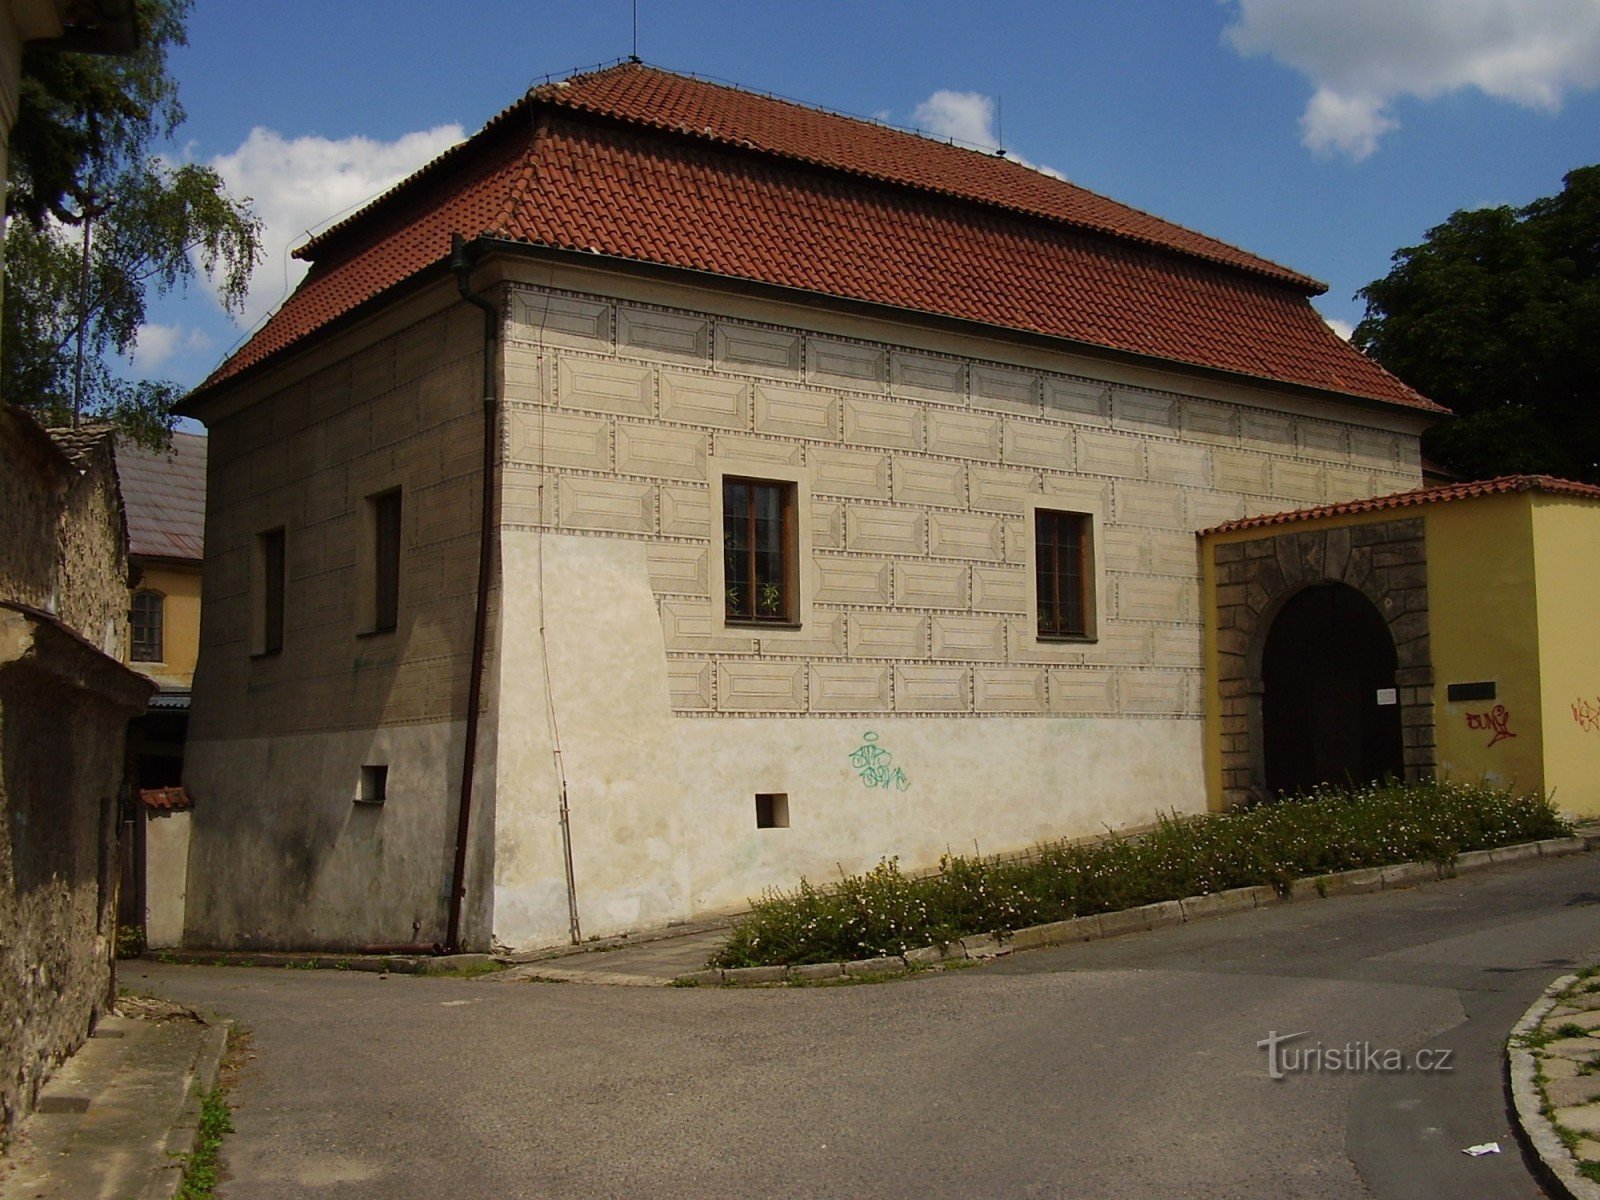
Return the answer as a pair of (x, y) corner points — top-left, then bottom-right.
(755, 792), (789, 829)
(357, 764), (388, 805)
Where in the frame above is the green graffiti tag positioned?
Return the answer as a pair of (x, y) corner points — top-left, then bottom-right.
(848, 731), (910, 791)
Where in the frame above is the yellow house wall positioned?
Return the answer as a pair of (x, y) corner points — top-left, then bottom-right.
(1530, 496), (1600, 816)
(1425, 495), (1545, 796)
(132, 562), (202, 688)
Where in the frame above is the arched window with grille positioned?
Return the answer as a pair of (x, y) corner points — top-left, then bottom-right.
(130, 590), (165, 663)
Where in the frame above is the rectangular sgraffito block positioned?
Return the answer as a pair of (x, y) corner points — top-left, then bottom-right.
(847, 612), (929, 658)
(1154, 625), (1204, 668)
(754, 385), (837, 440)
(844, 395), (924, 451)
(1325, 467), (1378, 504)
(1147, 530), (1201, 577)
(931, 614), (1007, 660)
(929, 512), (1003, 561)
(509, 290), (613, 349)
(507, 409), (611, 471)
(716, 324), (801, 376)
(667, 658), (714, 710)
(1077, 429), (1144, 479)
(894, 665), (970, 712)
(927, 409), (1001, 460)
(811, 447), (890, 499)
(972, 565), (1027, 612)
(892, 457), (965, 507)
(660, 371), (748, 430)
(1178, 398), (1238, 446)
(1213, 448), (1272, 496)
(808, 337), (886, 388)
(1187, 490), (1245, 530)
(971, 365), (1039, 414)
(617, 422), (708, 481)
(1350, 428), (1400, 470)
(711, 434), (801, 466)
(557, 476), (655, 533)
(1002, 420), (1074, 471)
(1240, 409), (1295, 455)
(968, 465), (1039, 514)
(809, 663), (892, 712)
(891, 351), (966, 402)
(1111, 389), (1177, 434)
(974, 667), (1046, 713)
(1044, 377), (1108, 423)
(717, 661), (805, 711)
(647, 543), (708, 595)
(660, 485), (711, 538)
(815, 555), (891, 605)
(1114, 576), (1190, 622)
(1120, 671), (1190, 715)
(893, 560), (969, 609)
(1296, 419), (1348, 461)
(1114, 480), (1188, 529)
(812, 500), (843, 548)
(1146, 441), (1211, 488)
(618, 306), (709, 362)
(557, 357), (654, 417)
(1271, 459), (1325, 503)
(846, 506), (926, 555)
(1047, 668), (1118, 714)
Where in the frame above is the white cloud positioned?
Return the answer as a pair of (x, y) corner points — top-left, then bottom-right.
(1323, 316), (1355, 341)
(1224, 0), (1600, 159)
(130, 322), (213, 372)
(208, 124), (464, 329)
(910, 90), (1067, 180)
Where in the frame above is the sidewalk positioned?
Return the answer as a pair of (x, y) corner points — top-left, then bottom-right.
(492, 925), (731, 986)
(0, 1000), (228, 1200)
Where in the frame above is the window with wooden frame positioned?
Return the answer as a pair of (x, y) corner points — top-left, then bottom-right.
(369, 488), (402, 633)
(130, 589), (164, 662)
(1035, 509), (1095, 640)
(257, 527), (286, 655)
(722, 477), (797, 624)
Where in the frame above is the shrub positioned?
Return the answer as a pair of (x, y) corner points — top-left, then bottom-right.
(711, 781), (1568, 968)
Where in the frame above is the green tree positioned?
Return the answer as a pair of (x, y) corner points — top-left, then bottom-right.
(2, 0), (260, 444)
(1353, 166), (1600, 484)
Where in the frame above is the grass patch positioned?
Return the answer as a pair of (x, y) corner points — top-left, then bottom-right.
(712, 781), (1567, 968)
(175, 1026), (248, 1200)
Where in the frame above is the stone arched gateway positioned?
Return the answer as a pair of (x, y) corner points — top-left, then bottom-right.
(1211, 517), (1434, 807)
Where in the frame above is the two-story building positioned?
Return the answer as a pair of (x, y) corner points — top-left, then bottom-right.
(178, 63), (1441, 953)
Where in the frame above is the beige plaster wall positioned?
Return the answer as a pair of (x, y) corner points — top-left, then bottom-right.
(487, 273), (1423, 946)
(129, 562), (201, 687)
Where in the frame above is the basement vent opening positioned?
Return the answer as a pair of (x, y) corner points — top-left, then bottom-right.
(357, 764), (388, 805)
(1447, 681), (1497, 703)
(755, 792), (789, 829)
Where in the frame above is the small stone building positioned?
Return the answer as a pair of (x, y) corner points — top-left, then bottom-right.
(0, 409), (151, 1135)
(178, 63), (1440, 953)
(1202, 475), (1600, 815)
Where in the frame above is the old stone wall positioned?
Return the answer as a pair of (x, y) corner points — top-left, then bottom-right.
(54, 436), (129, 659)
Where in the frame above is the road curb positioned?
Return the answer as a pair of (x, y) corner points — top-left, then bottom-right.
(1508, 974), (1600, 1200)
(683, 833), (1590, 987)
(151, 1020), (232, 1200)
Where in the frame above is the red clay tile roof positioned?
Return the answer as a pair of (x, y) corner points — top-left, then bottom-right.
(114, 432), (206, 562)
(197, 63), (1435, 414)
(1201, 475), (1600, 536)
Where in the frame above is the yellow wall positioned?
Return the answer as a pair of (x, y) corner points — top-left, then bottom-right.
(1425, 495), (1545, 797)
(130, 562), (202, 688)
(1531, 496), (1600, 816)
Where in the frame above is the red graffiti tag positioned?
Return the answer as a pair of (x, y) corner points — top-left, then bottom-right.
(1575, 698), (1600, 734)
(1465, 705), (1515, 748)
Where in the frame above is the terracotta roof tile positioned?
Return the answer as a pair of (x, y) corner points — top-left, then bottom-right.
(197, 63), (1435, 414)
(1201, 475), (1600, 536)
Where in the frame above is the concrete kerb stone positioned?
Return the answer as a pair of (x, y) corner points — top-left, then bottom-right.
(1508, 973), (1600, 1200)
(722, 965), (788, 986)
(1179, 888), (1257, 922)
(1380, 861), (1440, 889)
(154, 1020), (232, 1200)
(789, 962), (845, 982)
(1541, 837), (1590, 858)
(1492, 842), (1544, 865)
(842, 956), (908, 978)
(959, 933), (1009, 960)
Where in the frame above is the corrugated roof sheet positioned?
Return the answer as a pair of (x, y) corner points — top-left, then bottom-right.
(114, 432), (206, 562)
(1201, 474), (1600, 536)
(197, 62), (1435, 414)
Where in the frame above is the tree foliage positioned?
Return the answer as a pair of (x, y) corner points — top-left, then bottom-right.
(1354, 166), (1600, 483)
(2, 0), (260, 444)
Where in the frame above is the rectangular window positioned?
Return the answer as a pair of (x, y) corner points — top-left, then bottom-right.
(357, 764), (388, 805)
(723, 478), (795, 624)
(370, 489), (402, 633)
(258, 527), (286, 655)
(1036, 509), (1094, 640)
(130, 590), (164, 662)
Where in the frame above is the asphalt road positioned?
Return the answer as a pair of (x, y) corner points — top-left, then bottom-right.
(139, 853), (1600, 1199)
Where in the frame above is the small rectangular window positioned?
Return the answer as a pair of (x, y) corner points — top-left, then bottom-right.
(370, 489), (402, 632)
(1036, 510), (1094, 640)
(755, 792), (789, 828)
(723, 478), (796, 624)
(357, 764), (388, 805)
(257, 527), (286, 655)
(130, 590), (164, 662)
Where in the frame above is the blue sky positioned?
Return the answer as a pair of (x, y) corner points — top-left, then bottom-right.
(135, 0), (1600, 393)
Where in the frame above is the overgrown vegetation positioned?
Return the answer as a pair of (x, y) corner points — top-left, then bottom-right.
(175, 1086), (231, 1198)
(713, 781), (1569, 968)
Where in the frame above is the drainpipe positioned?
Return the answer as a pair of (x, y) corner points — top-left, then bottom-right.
(445, 233), (499, 953)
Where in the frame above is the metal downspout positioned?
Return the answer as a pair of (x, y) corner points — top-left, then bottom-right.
(445, 234), (499, 953)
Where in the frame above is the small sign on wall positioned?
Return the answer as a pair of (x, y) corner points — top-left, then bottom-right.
(1447, 681), (1497, 703)
(1375, 688), (1398, 707)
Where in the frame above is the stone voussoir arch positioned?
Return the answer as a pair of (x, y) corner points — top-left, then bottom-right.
(1213, 516), (1433, 807)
